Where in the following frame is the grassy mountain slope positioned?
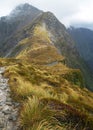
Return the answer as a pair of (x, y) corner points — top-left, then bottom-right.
(9, 24), (64, 65)
(34, 14), (93, 90)
(0, 19), (93, 130)
(0, 58), (93, 130)
(0, 4), (93, 130)
(3, 10), (93, 90)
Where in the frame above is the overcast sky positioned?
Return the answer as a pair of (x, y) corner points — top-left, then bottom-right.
(0, 0), (93, 28)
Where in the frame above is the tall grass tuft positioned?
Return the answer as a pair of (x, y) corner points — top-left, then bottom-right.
(20, 96), (61, 129)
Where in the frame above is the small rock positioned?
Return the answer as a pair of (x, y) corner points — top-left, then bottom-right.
(8, 115), (17, 121)
(6, 102), (12, 106)
(13, 103), (20, 107)
(0, 124), (4, 128)
(0, 106), (3, 110)
(0, 119), (4, 128)
(3, 110), (11, 115)
(6, 98), (12, 102)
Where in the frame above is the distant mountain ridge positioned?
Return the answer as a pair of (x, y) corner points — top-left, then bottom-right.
(68, 27), (93, 72)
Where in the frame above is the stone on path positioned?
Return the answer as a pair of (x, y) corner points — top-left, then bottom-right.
(0, 67), (20, 130)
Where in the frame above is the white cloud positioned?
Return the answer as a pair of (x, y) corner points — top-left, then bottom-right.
(0, 0), (93, 28)
(61, 0), (93, 26)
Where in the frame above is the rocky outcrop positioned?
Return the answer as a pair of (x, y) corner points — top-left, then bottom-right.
(0, 67), (20, 130)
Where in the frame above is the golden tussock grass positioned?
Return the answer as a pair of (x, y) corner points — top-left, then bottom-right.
(2, 59), (93, 130)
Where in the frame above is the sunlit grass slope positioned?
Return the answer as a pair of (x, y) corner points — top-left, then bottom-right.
(0, 58), (92, 130)
(0, 24), (93, 130)
(10, 25), (64, 65)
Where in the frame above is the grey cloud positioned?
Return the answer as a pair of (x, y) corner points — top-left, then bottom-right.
(72, 22), (93, 30)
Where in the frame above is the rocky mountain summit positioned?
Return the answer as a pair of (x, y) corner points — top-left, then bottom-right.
(0, 3), (42, 56)
(9, 3), (42, 18)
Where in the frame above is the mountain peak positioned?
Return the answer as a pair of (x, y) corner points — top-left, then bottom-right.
(9, 3), (42, 18)
(14, 3), (37, 11)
